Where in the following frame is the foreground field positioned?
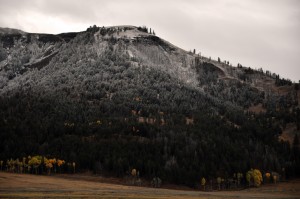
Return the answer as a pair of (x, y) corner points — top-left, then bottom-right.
(0, 172), (299, 199)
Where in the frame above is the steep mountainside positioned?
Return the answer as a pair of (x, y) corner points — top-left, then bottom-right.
(0, 25), (299, 186)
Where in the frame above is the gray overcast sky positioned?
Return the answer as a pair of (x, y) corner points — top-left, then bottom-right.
(0, 0), (299, 81)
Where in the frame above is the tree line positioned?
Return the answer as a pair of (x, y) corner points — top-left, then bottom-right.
(0, 155), (75, 175)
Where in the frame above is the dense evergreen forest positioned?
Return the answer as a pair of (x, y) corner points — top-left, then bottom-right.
(0, 26), (299, 187)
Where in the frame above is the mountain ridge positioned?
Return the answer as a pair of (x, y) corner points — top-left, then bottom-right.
(0, 25), (299, 186)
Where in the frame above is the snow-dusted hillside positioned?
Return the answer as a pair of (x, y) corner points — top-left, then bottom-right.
(0, 25), (299, 185)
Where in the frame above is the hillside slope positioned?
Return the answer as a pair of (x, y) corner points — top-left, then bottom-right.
(0, 25), (299, 186)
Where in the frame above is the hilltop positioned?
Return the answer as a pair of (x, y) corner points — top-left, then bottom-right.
(0, 25), (299, 186)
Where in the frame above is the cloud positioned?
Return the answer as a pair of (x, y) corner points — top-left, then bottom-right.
(0, 0), (299, 81)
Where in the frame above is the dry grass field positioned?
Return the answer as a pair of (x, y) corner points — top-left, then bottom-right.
(0, 172), (299, 199)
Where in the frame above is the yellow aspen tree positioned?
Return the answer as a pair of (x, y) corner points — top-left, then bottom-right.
(27, 156), (32, 173)
(57, 159), (65, 173)
(246, 169), (252, 187)
(10, 159), (15, 172)
(131, 168), (137, 177)
(201, 177), (206, 191)
(96, 120), (102, 125)
(47, 158), (57, 173)
(253, 169), (263, 187)
(265, 172), (271, 183)
(246, 169), (263, 187)
(19, 162), (23, 174)
(44, 158), (53, 175)
(72, 162), (76, 173)
(28, 156), (41, 174)
(15, 159), (19, 173)
(130, 168), (137, 185)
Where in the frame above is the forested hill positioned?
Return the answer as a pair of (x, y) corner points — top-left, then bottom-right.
(0, 25), (299, 186)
